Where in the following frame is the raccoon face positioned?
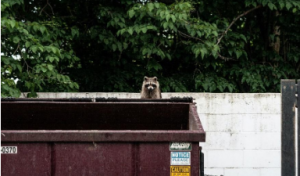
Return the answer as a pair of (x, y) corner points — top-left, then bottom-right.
(144, 76), (158, 91)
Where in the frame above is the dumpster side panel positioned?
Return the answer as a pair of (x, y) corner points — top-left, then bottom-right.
(53, 143), (134, 176)
(138, 142), (200, 176)
(2, 143), (201, 176)
(1, 143), (51, 176)
(138, 143), (170, 175)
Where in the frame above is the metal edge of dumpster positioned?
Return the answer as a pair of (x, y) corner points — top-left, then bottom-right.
(1, 97), (93, 102)
(96, 96), (194, 102)
(1, 97), (193, 102)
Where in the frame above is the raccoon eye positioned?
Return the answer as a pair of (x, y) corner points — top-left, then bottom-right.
(152, 84), (157, 88)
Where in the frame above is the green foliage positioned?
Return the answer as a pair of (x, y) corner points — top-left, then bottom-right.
(1, 0), (79, 97)
(1, 0), (300, 97)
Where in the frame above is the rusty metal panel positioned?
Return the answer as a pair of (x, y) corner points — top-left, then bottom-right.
(1, 143), (51, 176)
(49, 142), (199, 176)
(1, 142), (201, 176)
(138, 143), (170, 175)
(52, 143), (134, 176)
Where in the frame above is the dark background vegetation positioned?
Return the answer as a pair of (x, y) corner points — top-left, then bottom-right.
(2, 0), (300, 97)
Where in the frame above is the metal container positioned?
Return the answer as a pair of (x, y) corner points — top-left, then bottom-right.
(1, 98), (205, 176)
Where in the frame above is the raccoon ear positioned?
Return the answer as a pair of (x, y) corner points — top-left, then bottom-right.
(144, 76), (148, 81)
(153, 77), (157, 81)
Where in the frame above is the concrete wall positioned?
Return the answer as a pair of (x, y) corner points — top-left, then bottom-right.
(195, 93), (281, 176)
(20, 92), (282, 176)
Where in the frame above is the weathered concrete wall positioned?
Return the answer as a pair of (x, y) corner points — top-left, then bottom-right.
(20, 92), (281, 176)
(195, 93), (281, 176)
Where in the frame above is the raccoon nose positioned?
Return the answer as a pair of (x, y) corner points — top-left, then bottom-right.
(148, 86), (154, 90)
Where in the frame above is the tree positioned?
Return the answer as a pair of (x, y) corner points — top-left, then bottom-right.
(1, 0), (300, 97)
(1, 0), (80, 97)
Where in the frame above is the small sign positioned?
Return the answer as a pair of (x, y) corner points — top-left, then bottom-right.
(170, 142), (192, 151)
(170, 166), (190, 176)
(170, 152), (191, 165)
(1, 146), (17, 154)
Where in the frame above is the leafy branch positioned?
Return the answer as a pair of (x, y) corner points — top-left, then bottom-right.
(39, 0), (54, 16)
(217, 5), (262, 45)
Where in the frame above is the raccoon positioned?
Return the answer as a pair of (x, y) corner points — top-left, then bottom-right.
(141, 76), (162, 99)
